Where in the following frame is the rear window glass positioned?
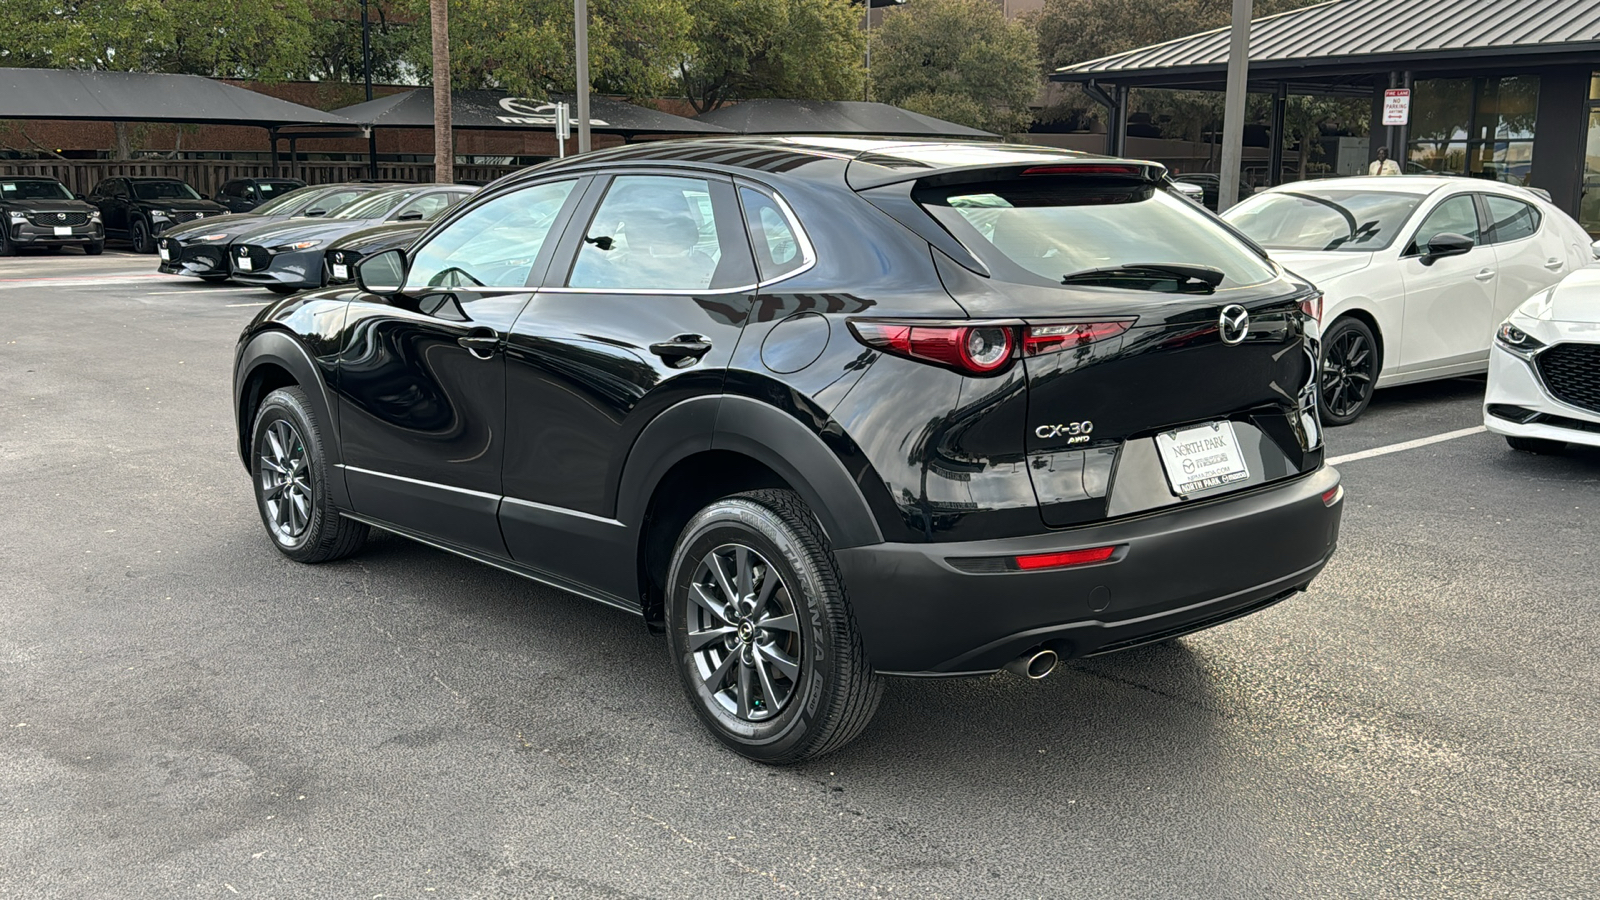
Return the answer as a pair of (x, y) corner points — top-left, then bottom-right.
(1224, 189), (1425, 252)
(921, 179), (1275, 289)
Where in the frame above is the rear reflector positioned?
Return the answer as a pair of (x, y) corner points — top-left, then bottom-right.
(1015, 545), (1118, 571)
(1022, 165), (1142, 177)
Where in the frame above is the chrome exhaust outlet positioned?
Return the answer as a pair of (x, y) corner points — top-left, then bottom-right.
(1003, 647), (1059, 680)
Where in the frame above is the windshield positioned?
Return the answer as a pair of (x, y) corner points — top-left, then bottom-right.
(0, 180), (74, 201)
(132, 181), (202, 201)
(921, 179), (1276, 289)
(258, 181), (299, 196)
(1223, 189), (1426, 252)
(331, 189), (416, 220)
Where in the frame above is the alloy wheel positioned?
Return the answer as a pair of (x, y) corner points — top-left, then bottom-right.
(1321, 327), (1373, 420)
(258, 419), (313, 542)
(684, 543), (803, 722)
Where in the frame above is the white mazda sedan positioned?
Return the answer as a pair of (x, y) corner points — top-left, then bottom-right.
(1223, 177), (1593, 424)
(1484, 268), (1600, 454)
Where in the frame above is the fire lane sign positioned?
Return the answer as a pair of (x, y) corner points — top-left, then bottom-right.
(1383, 89), (1411, 126)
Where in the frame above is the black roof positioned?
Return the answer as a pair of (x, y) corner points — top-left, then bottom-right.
(0, 68), (357, 127)
(692, 100), (997, 139)
(328, 90), (731, 137)
(1052, 0), (1600, 86)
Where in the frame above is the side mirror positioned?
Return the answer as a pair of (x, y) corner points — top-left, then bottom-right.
(1422, 232), (1474, 263)
(1172, 182), (1205, 203)
(1590, 239), (1600, 261)
(305, 208), (328, 217)
(396, 210), (425, 221)
(356, 248), (407, 295)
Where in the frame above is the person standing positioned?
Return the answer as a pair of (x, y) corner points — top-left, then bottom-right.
(1369, 146), (1401, 176)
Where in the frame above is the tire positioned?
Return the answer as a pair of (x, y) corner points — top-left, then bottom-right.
(268, 284), (300, 295)
(1319, 316), (1379, 426)
(131, 219), (154, 254)
(0, 230), (14, 257)
(250, 386), (368, 564)
(84, 241), (104, 256)
(45, 244), (64, 254)
(665, 489), (882, 764)
(1507, 436), (1565, 454)
(201, 274), (230, 284)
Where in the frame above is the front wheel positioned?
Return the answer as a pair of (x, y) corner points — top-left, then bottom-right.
(1507, 436), (1565, 454)
(250, 386), (368, 563)
(130, 219), (154, 254)
(1320, 317), (1379, 426)
(84, 241), (104, 255)
(665, 490), (882, 764)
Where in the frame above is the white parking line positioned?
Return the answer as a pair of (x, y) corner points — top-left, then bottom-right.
(1327, 425), (1487, 465)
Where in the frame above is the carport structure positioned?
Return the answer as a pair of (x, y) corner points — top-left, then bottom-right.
(0, 67), (360, 184)
(693, 100), (996, 139)
(1050, 0), (1600, 225)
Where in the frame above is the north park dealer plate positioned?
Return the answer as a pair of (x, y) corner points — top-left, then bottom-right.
(1155, 421), (1250, 497)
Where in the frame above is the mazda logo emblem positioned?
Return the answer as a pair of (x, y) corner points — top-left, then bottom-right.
(1218, 304), (1250, 345)
(56, 213), (66, 220)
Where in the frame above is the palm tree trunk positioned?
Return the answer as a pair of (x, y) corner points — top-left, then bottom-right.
(430, 0), (453, 184)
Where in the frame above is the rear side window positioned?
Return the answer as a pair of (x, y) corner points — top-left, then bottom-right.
(919, 177), (1276, 289)
(567, 174), (755, 292)
(739, 187), (809, 282)
(1484, 195), (1541, 243)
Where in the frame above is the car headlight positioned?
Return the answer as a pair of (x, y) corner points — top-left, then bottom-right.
(1495, 322), (1545, 359)
(192, 233), (230, 243)
(88, 209), (101, 220)
(6, 211), (26, 222)
(273, 239), (322, 251)
(150, 210), (171, 221)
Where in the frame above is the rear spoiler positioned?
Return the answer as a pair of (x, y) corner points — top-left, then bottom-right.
(846, 157), (1168, 192)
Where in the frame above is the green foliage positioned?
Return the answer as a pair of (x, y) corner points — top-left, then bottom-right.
(871, 0), (1040, 135)
(302, 0), (414, 84)
(676, 0), (865, 113)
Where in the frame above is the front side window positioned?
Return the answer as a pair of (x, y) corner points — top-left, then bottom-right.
(568, 174), (754, 292)
(923, 177), (1276, 289)
(131, 181), (201, 201)
(1224, 190), (1426, 252)
(1408, 194), (1481, 254)
(1483, 194), (1541, 243)
(739, 187), (808, 282)
(406, 179), (578, 290)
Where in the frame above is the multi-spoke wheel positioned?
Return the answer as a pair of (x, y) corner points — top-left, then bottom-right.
(250, 386), (368, 563)
(666, 489), (882, 764)
(1319, 317), (1379, 426)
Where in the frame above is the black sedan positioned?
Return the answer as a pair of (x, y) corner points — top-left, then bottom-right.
(322, 220), (430, 284)
(232, 137), (1341, 762)
(158, 183), (389, 282)
(214, 177), (306, 213)
(228, 184), (476, 293)
(86, 177), (227, 253)
(1, 176), (104, 255)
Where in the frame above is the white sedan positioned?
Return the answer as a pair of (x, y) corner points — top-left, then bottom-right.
(1484, 268), (1600, 453)
(1223, 177), (1594, 424)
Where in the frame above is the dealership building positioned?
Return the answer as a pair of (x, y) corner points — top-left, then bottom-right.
(1051, 0), (1600, 234)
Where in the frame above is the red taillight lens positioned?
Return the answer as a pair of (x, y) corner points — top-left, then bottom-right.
(1021, 165), (1142, 176)
(1022, 320), (1133, 356)
(1300, 292), (1323, 322)
(1014, 545), (1119, 571)
(1321, 485), (1342, 506)
(850, 322), (1015, 375)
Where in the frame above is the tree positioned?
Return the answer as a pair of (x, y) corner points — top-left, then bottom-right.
(871, 0), (1039, 135)
(675, 0), (864, 114)
(431, 0), (451, 182)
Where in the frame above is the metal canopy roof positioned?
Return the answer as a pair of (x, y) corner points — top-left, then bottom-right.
(693, 100), (996, 139)
(1053, 0), (1600, 85)
(0, 68), (357, 126)
(326, 89), (732, 137)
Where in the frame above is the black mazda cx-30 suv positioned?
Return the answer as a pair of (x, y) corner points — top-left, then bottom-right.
(233, 138), (1342, 763)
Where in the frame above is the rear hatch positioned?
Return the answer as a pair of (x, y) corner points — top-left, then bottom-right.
(865, 164), (1321, 528)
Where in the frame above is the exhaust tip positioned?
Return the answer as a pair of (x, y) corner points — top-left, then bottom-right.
(1004, 647), (1059, 680)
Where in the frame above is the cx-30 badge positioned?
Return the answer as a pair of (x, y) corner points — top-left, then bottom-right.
(1035, 421), (1093, 443)
(1219, 304), (1250, 345)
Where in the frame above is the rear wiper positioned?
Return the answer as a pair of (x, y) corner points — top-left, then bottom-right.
(1060, 263), (1225, 292)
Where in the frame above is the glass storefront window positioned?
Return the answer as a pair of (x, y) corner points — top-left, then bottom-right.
(1475, 76), (1538, 141)
(1407, 76), (1538, 184)
(1581, 107), (1600, 237)
(1408, 142), (1466, 175)
(1409, 78), (1472, 143)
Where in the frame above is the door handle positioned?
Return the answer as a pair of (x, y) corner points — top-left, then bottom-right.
(1545, 258), (1565, 271)
(649, 334), (713, 368)
(1473, 269), (1495, 282)
(457, 328), (500, 360)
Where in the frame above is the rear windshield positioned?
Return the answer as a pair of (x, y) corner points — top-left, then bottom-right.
(920, 179), (1276, 289)
(1, 180), (73, 201)
(132, 181), (202, 201)
(1223, 189), (1426, 252)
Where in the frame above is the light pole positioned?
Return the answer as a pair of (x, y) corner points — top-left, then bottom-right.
(362, 0), (377, 180)
(574, 0), (591, 154)
(1217, 0), (1251, 211)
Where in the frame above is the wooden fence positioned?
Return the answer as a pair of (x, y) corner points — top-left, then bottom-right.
(0, 160), (523, 196)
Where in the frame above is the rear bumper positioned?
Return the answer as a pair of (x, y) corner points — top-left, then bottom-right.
(835, 466), (1342, 674)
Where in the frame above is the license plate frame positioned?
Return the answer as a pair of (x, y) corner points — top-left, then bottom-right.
(54, 226), (73, 236)
(332, 263), (348, 281)
(238, 255), (253, 271)
(158, 246), (170, 260)
(1154, 421), (1250, 497)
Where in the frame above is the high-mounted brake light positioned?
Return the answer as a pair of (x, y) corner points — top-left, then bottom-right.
(1022, 320), (1133, 356)
(849, 322), (1015, 375)
(1022, 165), (1142, 177)
(1014, 545), (1119, 571)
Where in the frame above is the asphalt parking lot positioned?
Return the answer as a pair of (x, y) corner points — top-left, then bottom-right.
(2, 250), (1597, 899)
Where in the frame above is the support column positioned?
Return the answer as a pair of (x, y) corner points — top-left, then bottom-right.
(1217, 0), (1252, 210)
(1269, 82), (1287, 186)
(1111, 85), (1129, 157)
(268, 127), (279, 177)
(368, 129), (379, 181)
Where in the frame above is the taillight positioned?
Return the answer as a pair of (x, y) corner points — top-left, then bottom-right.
(1300, 292), (1322, 322)
(1321, 485), (1342, 507)
(1014, 545), (1119, 571)
(849, 322), (1015, 375)
(1022, 320), (1133, 356)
